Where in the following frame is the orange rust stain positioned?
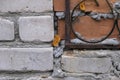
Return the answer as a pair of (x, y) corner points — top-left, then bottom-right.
(52, 35), (61, 47)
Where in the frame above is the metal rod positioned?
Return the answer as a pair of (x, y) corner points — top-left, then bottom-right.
(65, 43), (120, 50)
(65, 0), (71, 44)
(94, 0), (99, 6)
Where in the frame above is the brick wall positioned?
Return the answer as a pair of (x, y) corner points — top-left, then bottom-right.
(0, 0), (55, 79)
(0, 0), (119, 80)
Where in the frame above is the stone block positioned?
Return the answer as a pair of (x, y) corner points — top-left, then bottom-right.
(0, 18), (14, 41)
(0, 48), (53, 71)
(0, 0), (53, 12)
(18, 16), (54, 42)
(61, 55), (112, 73)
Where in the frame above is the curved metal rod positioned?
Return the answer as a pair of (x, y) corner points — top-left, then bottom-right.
(70, 0), (119, 43)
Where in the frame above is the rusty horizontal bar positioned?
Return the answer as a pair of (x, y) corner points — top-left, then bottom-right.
(65, 43), (120, 50)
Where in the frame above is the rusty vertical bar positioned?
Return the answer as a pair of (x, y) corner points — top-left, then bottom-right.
(65, 0), (71, 45)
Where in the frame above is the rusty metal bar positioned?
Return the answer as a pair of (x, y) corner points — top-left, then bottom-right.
(65, 43), (120, 50)
(65, 0), (71, 44)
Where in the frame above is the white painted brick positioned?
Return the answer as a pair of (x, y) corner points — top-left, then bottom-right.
(61, 55), (112, 73)
(18, 16), (54, 42)
(0, 0), (53, 12)
(0, 48), (53, 71)
(0, 18), (14, 41)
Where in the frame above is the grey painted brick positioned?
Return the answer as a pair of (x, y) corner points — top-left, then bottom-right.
(0, 0), (53, 12)
(0, 18), (14, 41)
(0, 48), (53, 71)
(61, 55), (112, 73)
(18, 16), (54, 42)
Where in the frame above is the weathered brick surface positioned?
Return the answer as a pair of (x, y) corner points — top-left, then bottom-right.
(18, 16), (54, 42)
(0, 18), (14, 41)
(0, 77), (63, 80)
(0, 0), (53, 12)
(65, 77), (96, 80)
(61, 54), (112, 73)
(54, 0), (115, 12)
(0, 0), (119, 79)
(65, 77), (84, 80)
(0, 48), (53, 71)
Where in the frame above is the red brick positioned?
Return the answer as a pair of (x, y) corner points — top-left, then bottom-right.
(54, 0), (115, 13)
(58, 16), (119, 40)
